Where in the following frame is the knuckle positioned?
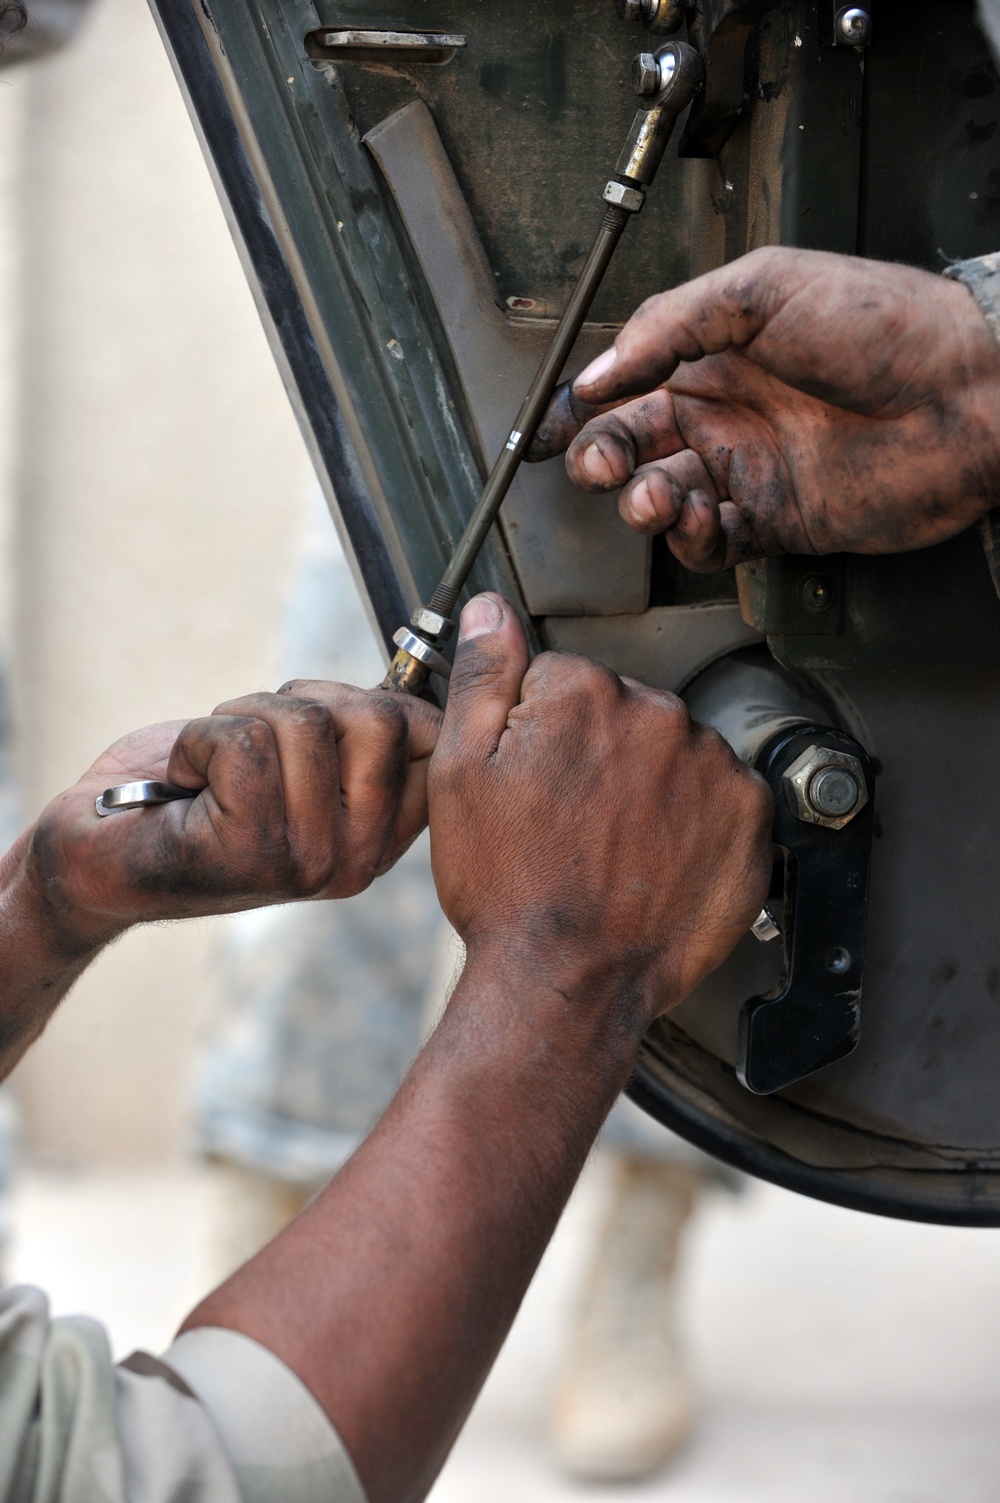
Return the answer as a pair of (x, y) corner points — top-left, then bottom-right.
(291, 851), (339, 899)
(282, 695), (334, 733)
(358, 692), (408, 747)
(545, 652), (623, 704)
(651, 690), (692, 741)
(633, 290), (666, 326)
(344, 843), (383, 895)
(231, 717), (273, 758)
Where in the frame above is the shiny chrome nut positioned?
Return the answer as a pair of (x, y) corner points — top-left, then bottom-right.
(752, 906), (781, 943)
(836, 6), (872, 43)
(392, 627), (452, 679)
(410, 606), (454, 642)
(603, 180), (645, 214)
(782, 745), (868, 830)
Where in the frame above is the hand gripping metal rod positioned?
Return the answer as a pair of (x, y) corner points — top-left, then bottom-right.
(381, 41), (705, 697)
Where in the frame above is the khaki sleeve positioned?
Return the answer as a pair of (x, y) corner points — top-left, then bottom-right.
(157, 1328), (366, 1503)
(0, 1285), (364, 1503)
(0, 1284), (240, 1501)
(944, 251), (1000, 596)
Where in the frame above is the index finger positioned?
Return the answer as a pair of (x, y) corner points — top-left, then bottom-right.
(277, 680), (441, 875)
(527, 245), (813, 460)
(278, 679), (442, 763)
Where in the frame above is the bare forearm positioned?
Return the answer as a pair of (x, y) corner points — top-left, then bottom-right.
(181, 942), (643, 1503)
(0, 832), (105, 1076)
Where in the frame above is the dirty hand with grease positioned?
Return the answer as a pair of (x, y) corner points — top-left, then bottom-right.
(528, 245), (1000, 571)
(183, 593), (773, 1503)
(429, 592), (774, 1031)
(0, 682), (439, 1076)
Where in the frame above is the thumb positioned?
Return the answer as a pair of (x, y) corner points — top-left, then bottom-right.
(439, 594), (529, 759)
(568, 245), (813, 414)
(525, 246), (798, 463)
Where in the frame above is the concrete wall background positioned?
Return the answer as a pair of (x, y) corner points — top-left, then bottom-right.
(4, 0), (313, 1162)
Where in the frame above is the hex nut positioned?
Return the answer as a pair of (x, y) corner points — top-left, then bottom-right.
(631, 51), (662, 95)
(410, 607), (454, 642)
(782, 744), (868, 829)
(614, 0), (646, 22)
(603, 180), (646, 214)
(751, 906), (781, 943)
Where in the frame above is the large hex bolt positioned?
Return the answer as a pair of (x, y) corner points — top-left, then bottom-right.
(631, 43), (679, 98)
(782, 744), (868, 830)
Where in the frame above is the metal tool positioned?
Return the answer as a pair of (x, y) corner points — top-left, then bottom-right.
(380, 40), (705, 697)
(95, 780), (196, 817)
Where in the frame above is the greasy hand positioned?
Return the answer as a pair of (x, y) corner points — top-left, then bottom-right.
(429, 594), (772, 1033)
(28, 683), (441, 950)
(528, 247), (1000, 570)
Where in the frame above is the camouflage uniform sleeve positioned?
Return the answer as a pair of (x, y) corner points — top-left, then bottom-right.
(0, 1285), (365, 1503)
(943, 251), (1000, 595)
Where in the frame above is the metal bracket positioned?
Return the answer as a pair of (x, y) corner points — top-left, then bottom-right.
(738, 724), (875, 1095)
(736, 556), (847, 636)
(305, 30), (466, 66)
(678, 0), (782, 157)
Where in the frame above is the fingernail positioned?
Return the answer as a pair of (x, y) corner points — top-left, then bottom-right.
(459, 594), (502, 639)
(582, 442), (615, 486)
(629, 480), (656, 525)
(574, 347), (617, 391)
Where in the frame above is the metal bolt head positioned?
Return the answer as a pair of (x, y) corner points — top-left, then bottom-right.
(614, 0), (646, 21)
(797, 573), (834, 614)
(410, 606), (454, 642)
(782, 744), (869, 829)
(809, 765), (860, 819)
(631, 51), (662, 96)
(837, 7), (872, 43)
(751, 906), (781, 943)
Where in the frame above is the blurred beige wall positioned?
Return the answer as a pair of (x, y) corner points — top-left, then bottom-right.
(4, 0), (313, 1163)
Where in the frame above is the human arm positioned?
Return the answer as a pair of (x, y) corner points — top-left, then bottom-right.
(527, 245), (1000, 570)
(0, 683), (439, 1078)
(180, 593), (772, 1503)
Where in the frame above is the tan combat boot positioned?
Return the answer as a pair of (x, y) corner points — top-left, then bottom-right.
(550, 1154), (701, 1482)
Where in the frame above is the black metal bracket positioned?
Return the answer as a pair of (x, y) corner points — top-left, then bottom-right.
(738, 724), (875, 1095)
(678, 0), (781, 157)
(305, 30), (466, 66)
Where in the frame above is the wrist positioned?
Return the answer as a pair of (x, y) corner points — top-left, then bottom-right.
(456, 931), (654, 1073)
(10, 823), (121, 962)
